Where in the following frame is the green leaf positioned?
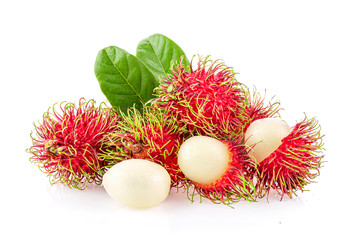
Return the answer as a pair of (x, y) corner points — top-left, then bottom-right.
(94, 46), (159, 110)
(136, 33), (190, 81)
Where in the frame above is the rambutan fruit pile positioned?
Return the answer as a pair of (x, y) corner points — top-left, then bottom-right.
(148, 54), (324, 204)
(27, 33), (325, 208)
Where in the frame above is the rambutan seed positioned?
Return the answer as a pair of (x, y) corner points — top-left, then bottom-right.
(245, 118), (291, 163)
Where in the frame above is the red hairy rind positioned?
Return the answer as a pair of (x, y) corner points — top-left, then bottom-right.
(254, 116), (324, 199)
(101, 106), (187, 188)
(183, 137), (256, 205)
(27, 98), (120, 190)
(243, 88), (282, 131)
(151, 56), (250, 138)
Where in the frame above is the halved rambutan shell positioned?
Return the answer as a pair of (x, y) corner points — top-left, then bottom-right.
(247, 116), (324, 199)
(178, 135), (256, 205)
(27, 98), (120, 189)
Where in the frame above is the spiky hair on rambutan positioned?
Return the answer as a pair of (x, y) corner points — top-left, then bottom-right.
(243, 89), (282, 131)
(101, 105), (186, 188)
(253, 116), (324, 199)
(182, 135), (257, 205)
(27, 98), (120, 190)
(151, 55), (250, 138)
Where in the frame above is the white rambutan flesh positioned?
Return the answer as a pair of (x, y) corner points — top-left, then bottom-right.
(178, 136), (230, 185)
(245, 118), (291, 163)
(102, 159), (171, 208)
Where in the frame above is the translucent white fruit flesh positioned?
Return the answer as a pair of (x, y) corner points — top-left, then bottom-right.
(102, 159), (171, 208)
(178, 136), (230, 185)
(245, 118), (292, 163)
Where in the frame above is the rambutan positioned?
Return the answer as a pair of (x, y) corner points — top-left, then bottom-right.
(245, 116), (324, 199)
(151, 56), (250, 138)
(101, 106), (186, 188)
(178, 135), (256, 205)
(27, 98), (120, 189)
(243, 89), (281, 132)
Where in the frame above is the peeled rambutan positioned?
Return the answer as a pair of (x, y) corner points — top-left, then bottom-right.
(27, 98), (120, 189)
(245, 116), (324, 199)
(151, 56), (250, 138)
(101, 106), (186, 188)
(178, 135), (256, 205)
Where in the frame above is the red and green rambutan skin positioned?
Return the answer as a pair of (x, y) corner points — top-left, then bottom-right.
(253, 116), (324, 199)
(184, 136), (256, 205)
(151, 56), (250, 138)
(243, 89), (282, 132)
(101, 106), (187, 188)
(27, 98), (120, 190)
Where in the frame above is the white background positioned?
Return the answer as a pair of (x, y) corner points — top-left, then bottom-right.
(1, 0), (357, 239)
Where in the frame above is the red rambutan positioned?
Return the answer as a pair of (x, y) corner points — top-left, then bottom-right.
(151, 56), (250, 138)
(245, 116), (324, 199)
(243, 89), (282, 131)
(178, 135), (256, 205)
(101, 106), (186, 188)
(27, 98), (120, 189)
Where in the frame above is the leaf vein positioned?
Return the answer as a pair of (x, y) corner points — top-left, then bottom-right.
(104, 47), (144, 103)
(148, 37), (168, 79)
